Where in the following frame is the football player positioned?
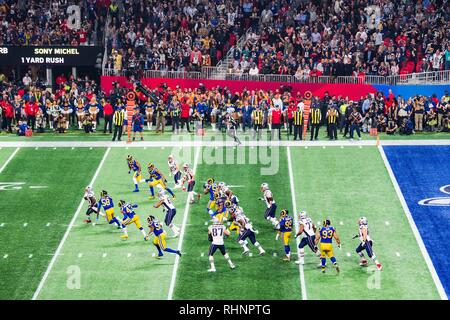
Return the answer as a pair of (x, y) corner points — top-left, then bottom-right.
(167, 155), (182, 189)
(83, 186), (100, 223)
(355, 217), (382, 270)
(181, 163), (200, 204)
(207, 217), (236, 272)
(204, 178), (217, 213)
(259, 183), (278, 228)
(127, 155), (142, 192)
(232, 209), (265, 256)
(98, 190), (122, 228)
(276, 209), (293, 262)
(146, 215), (181, 258)
(154, 189), (180, 237)
(315, 219), (341, 273)
(145, 163), (175, 200)
(118, 200), (147, 240)
(295, 211), (321, 265)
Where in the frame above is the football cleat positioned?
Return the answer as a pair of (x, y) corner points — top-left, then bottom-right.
(197, 193), (201, 201)
(207, 268), (216, 273)
(282, 256), (291, 262)
(148, 195), (155, 200)
(177, 251), (182, 257)
(230, 263), (236, 269)
(242, 249), (250, 256)
(133, 189), (139, 193)
(120, 235), (129, 240)
(359, 259), (368, 266)
(259, 250), (266, 256)
(84, 220), (91, 224)
(376, 263), (383, 271)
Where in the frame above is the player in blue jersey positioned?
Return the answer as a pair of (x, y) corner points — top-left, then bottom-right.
(127, 155), (142, 192)
(276, 209), (293, 262)
(98, 190), (122, 228)
(145, 163), (175, 200)
(146, 215), (181, 258)
(315, 219), (341, 273)
(132, 108), (144, 141)
(118, 200), (147, 240)
(203, 178), (217, 213)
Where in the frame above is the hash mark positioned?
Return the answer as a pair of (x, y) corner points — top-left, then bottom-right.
(340, 146), (344, 149)
(322, 146), (326, 149)
(151, 253), (156, 257)
(35, 147), (39, 150)
(0, 223), (4, 227)
(53, 147), (57, 150)
(273, 253), (277, 257)
(204, 222), (208, 226)
(396, 252), (400, 257)
(385, 221), (390, 226)
(71, 147), (75, 150)
(127, 253), (132, 258)
(304, 146), (308, 149)
(102, 253), (107, 258)
(359, 146), (363, 149)
(3, 254), (8, 259)
(346, 252), (351, 257)
(46, 223), (51, 227)
(200, 253), (204, 257)
(248, 253), (253, 257)
(28, 254), (33, 259)
(23, 223), (28, 227)
(339, 221), (344, 225)
(78, 253), (83, 258)
(89, 147), (93, 150)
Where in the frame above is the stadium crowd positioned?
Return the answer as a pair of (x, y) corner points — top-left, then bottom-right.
(0, 76), (449, 139)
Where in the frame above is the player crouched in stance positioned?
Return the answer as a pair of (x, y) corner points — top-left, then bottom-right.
(295, 211), (321, 265)
(153, 189), (180, 237)
(98, 190), (122, 228)
(207, 217), (236, 272)
(275, 209), (293, 262)
(126, 155), (142, 193)
(146, 215), (181, 259)
(259, 183), (279, 228)
(231, 208), (265, 256)
(118, 200), (147, 240)
(315, 219), (341, 273)
(181, 163), (200, 204)
(145, 163), (175, 200)
(167, 155), (182, 189)
(83, 186), (102, 223)
(355, 217), (382, 270)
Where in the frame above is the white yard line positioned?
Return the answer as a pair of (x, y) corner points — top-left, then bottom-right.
(378, 145), (447, 300)
(286, 146), (307, 300)
(32, 147), (111, 300)
(167, 146), (201, 300)
(0, 147), (20, 174)
(0, 139), (449, 149)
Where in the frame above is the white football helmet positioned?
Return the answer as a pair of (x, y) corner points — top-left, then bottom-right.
(359, 217), (368, 225)
(261, 183), (269, 191)
(299, 211), (307, 220)
(168, 154), (174, 161)
(183, 163), (189, 169)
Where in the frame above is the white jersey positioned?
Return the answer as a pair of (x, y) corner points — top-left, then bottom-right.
(209, 223), (226, 245)
(263, 189), (275, 208)
(359, 225), (372, 243)
(168, 159), (179, 174)
(160, 194), (175, 210)
(299, 217), (315, 237)
(235, 212), (253, 231)
(184, 168), (195, 182)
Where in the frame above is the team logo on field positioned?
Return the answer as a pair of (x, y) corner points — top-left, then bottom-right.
(418, 185), (450, 206)
(0, 182), (48, 191)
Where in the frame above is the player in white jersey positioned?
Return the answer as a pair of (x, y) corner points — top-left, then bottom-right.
(259, 183), (278, 228)
(355, 217), (382, 270)
(181, 163), (200, 204)
(207, 217), (236, 272)
(232, 209), (265, 256)
(83, 186), (104, 223)
(167, 155), (182, 189)
(153, 189), (180, 237)
(295, 211), (321, 265)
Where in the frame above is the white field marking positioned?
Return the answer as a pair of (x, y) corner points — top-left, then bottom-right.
(89, 147), (93, 150)
(385, 221), (390, 226)
(23, 223), (28, 227)
(167, 146), (200, 300)
(152, 253), (156, 257)
(286, 146), (307, 300)
(0, 223), (4, 227)
(346, 252), (351, 257)
(248, 253), (253, 257)
(204, 221), (208, 226)
(396, 252), (401, 257)
(3, 254), (8, 259)
(71, 147), (75, 150)
(53, 147), (56, 150)
(127, 253), (132, 258)
(322, 146), (326, 149)
(339, 221), (344, 225)
(359, 146), (363, 149)
(28, 254), (33, 259)
(78, 253), (83, 258)
(35, 147), (38, 150)
(378, 145), (447, 300)
(340, 146), (344, 149)
(273, 253), (277, 257)
(46, 223), (51, 227)
(226, 185), (245, 188)
(32, 147), (111, 300)
(0, 147), (20, 174)
(200, 253), (204, 257)
(102, 253), (107, 258)
(0, 140), (449, 149)
(29, 186), (49, 189)
(304, 146), (308, 149)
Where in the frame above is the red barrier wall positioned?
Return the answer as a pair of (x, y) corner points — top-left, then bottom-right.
(101, 76), (378, 100)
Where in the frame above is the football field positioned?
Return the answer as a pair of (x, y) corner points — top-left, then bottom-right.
(0, 140), (448, 300)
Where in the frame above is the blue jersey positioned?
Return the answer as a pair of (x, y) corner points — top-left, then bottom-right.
(149, 169), (162, 180)
(121, 203), (138, 219)
(150, 221), (164, 236)
(320, 226), (335, 243)
(98, 196), (114, 210)
(206, 184), (216, 200)
(279, 216), (293, 233)
(128, 160), (140, 172)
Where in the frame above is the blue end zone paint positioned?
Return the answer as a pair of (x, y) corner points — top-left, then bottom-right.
(384, 145), (450, 296)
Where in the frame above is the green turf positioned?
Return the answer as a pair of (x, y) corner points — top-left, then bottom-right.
(0, 147), (105, 299)
(0, 147), (16, 167)
(173, 146), (304, 300)
(290, 146), (440, 299)
(36, 147), (193, 300)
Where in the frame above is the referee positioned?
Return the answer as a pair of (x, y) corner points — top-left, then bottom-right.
(112, 106), (125, 141)
(293, 106), (303, 140)
(251, 106), (264, 140)
(310, 104), (321, 141)
(326, 105), (339, 140)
